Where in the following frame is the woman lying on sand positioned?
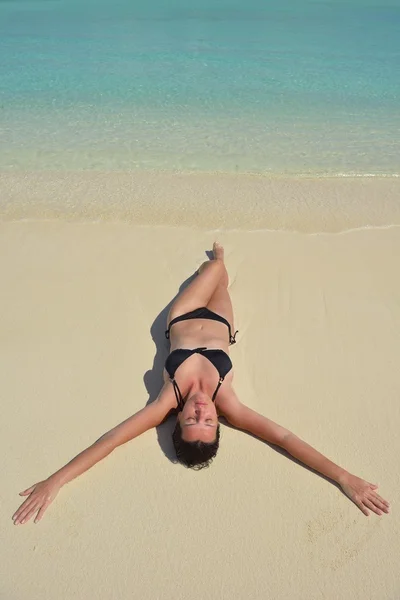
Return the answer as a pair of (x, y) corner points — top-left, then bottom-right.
(13, 243), (390, 525)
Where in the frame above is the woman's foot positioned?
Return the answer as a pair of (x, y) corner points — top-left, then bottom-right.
(198, 243), (224, 275)
(213, 242), (224, 262)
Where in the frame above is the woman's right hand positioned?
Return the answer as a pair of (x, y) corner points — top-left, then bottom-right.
(12, 478), (61, 525)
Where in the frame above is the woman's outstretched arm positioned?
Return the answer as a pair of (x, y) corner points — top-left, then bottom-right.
(217, 388), (390, 517)
(12, 383), (175, 525)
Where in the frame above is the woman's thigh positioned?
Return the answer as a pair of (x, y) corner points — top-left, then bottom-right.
(206, 283), (235, 329)
(168, 260), (224, 323)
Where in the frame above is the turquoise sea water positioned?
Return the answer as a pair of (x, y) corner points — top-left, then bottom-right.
(1, 0), (399, 174)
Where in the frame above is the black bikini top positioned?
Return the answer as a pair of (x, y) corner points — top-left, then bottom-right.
(165, 347), (233, 410)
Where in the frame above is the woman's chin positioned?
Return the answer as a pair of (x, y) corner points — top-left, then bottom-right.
(188, 392), (212, 404)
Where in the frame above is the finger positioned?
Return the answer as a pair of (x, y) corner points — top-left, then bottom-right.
(354, 497), (369, 516)
(19, 485), (36, 496)
(363, 498), (383, 516)
(371, 493), (390, 512)
(13, 497), (34, 521)
(34, 503), (49, 524)
(368, 483), (378, 490)
(19, 503), (42, 525)
(14, 499), (38, 524)
(372, 492), (390, 507)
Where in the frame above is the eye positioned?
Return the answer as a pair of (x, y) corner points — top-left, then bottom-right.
(205, 419), (213, 423)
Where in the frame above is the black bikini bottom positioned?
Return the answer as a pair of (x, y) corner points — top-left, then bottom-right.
(165, 306), (237, 345)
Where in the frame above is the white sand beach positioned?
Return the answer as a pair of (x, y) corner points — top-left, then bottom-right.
(1, 174), (400, 600)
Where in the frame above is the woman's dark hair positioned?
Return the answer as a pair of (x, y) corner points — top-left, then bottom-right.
(172, 421), (220, 470)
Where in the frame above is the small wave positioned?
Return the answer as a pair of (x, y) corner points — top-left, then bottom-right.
(320, 173), (400, 179)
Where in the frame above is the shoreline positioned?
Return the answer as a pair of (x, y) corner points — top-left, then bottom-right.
(1, 170), (400, 233)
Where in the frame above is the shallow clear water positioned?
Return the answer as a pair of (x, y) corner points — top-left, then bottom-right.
(1, 0), (399, 174)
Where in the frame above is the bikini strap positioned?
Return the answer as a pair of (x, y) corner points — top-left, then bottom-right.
(173, 375), (224, 406)
(212, 377), (225, 402)
(171, 378), (184, 411)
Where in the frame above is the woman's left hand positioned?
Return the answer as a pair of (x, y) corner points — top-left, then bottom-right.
(339, 473), (390, 516)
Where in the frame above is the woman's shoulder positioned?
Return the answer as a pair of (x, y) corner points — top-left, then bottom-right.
(215, 382), (239, 415)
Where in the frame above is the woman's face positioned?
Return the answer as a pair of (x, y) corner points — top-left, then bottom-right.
(178, 392), (219, 443)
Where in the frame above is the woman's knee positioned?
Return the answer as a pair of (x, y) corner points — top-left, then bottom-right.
(199, 258), (224, 276)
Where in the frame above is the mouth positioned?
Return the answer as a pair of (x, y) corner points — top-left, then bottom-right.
(195, 402), (208, 406)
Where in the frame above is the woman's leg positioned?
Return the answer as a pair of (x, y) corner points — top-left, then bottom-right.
(206, 283), (235, 331)
(168, 243), (228, 323)
(206, 245), (234, 329)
